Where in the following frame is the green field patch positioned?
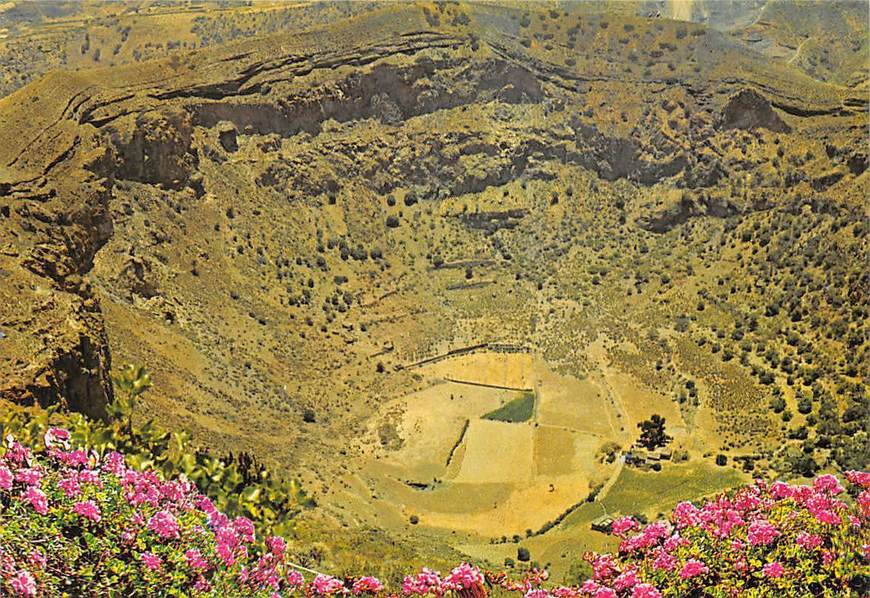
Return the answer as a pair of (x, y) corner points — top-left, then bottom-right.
(559, 461), (747, 530)
(482, 391), (535, 423)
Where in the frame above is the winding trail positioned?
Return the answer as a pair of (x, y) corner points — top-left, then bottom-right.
(596, 456), (626, 504)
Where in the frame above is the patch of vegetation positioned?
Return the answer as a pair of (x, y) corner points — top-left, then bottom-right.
(482, 392), (535, 423)
(0, 367), (313, 541)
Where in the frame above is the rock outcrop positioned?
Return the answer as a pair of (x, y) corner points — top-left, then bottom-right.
(719, 88), (791, 133)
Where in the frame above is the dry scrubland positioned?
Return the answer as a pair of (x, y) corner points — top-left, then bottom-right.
(0, 0), (866, 581)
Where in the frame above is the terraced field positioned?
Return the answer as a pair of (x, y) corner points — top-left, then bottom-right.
(345, 347), (743, 572)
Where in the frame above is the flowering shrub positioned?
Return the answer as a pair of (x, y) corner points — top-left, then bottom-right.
(0, 404), (312, 539)
(588, 472), (870, 596)
(0, 427), (867, 596)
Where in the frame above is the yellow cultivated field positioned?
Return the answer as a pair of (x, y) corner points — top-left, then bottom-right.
(603, 371), (684, 435)
(535, 370), (614, 436)
(533, 426), (603, 478)
(455, 419), (534, 483)
(425, 352), (535, 390)
(357, 351), (628, 539)
(375, 380), (513, 479)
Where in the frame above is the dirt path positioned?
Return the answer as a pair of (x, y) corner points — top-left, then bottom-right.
(787, 37), (810, 65)
(595, 456), (625, 504)
(586, 336), (632, 441)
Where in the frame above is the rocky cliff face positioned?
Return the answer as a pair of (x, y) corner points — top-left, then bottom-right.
(720, 89), (791, 133)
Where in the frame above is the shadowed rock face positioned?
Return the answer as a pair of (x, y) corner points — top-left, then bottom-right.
(0, 3), (865, 480)
(720, 89), (791, 133)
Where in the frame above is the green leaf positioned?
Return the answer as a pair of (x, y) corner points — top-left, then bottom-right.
(240, 486), (261, 503)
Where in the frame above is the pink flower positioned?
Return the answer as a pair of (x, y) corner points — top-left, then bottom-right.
(4, 439), (32, 466)
(444, 563), (484, 591)
(102, 451), (126, 476)
(0, 466), (12, 491)
(22, 487), (48, 515)
(762, 562), (784, 578)
(672, 501), (701, 528)
(159, 480), (186, 502)
(813, 474), (844, 495)
(148, 510), (179, 539)
(353, 576), (384, 595)
(857, 490), (870, 519)
(251, 553), (281, 590)
(287, 570), (305, 587)
(747, 520), (780, 546)
(141, 552), (162, 571)
(77, 469), (102, 488)
(611, 516), (638, 537)
(266, 535), (286, 557)
(845, 471), (870, 489)
(195, 495), (217, 515)
(679, 559), (708, 579)
(402, 568), (442, 596)
(593, 588), (617, 598)
(209, 511), (229, 531)
(43, 427), (70, 449)
(806, 494), (843, 526)
(591, 554), (617, 580)
(185, 549), (209, 572)
(652, 549), (676, 572)
(631, 584), (662, 598)
(621, 522), (672, 553)
(73, 500), (101, 522)
(769, 481), (794, 500)
(233, 516), (255, 543)
(14, 468), (41, 486)
(795, 532), (822, 550)
(312, 574), (346, 595)
(613, 569), (638, 591)
(215, 526), (241, 566)
(9, 569), (36, 597)
(57, 476), (81, 498)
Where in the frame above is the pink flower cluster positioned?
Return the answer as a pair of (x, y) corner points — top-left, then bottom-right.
(583, 472), (870, 596)
(1, 427), (868, 598)
(72, 500), (102, 522)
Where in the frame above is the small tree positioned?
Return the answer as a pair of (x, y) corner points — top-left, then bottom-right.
(110, 364), (153, 436)
(637, 414), (670, 450)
